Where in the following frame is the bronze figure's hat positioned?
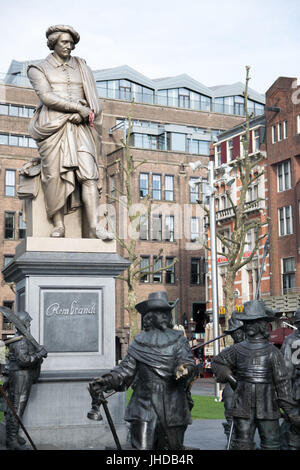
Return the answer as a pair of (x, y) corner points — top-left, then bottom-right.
(135, 291), (179, 315)
(235, 300), (276, 322)
(224, 311), (244, 333)
(46, 25), (80, 44)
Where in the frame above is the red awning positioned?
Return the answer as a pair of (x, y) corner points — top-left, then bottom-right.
(270, 327), (293, 345)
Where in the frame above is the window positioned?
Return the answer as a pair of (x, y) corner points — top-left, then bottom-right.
(18, 212), (26, 239)
(139, 173), (149, 198)
(152, 214), (162, 241)
(4, 212), (15, 239)
(282, 257), (296, 294)
(5, 169), (16, 197)
(153, 257), (162, 283)
(228, 139), (233, 160)
(191, 258), (201, 285)
(139, 215), (149, 241)
(0, 133), (36, 147)
(152, 174), (161, 200)
(247, 184), (258, 202)
(216, 145), (221, 166)
(278, 205), (293, 236)
(191, 217), (200, 242)
(283, 120), (288, 139)
(179, 88), (190, 108)
(165, 257), (175, 284)
(171, 133), (186, 152)
(278, 122), (282, 141)
(133, 133), (157, 149)
(272, 125), (277, 143)
(189, 177), (199, 203)
(3, 255), (14, 268)
(277, 160), (291, 192)
(254, 129), (260, 152)
(164, 175), (174, 201)
(165, 215), (174, 242)
(140, 256), (150, 283)
(0, 104), (35, 117)
(0, 134), (9, 145)
(109, 175), (115, 199)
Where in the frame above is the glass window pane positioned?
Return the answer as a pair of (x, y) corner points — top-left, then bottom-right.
(0, 134), (9, 145)
(5, 170), (16, 197)
(5, 212), (15, 239)
(152, 174), (161, 200)
(171, 133), (186, 152)
(165, 175), (174, 201)
(9, 135), (18, 146)
(0, 104), (9, 115)
(10, 105), (19, 116)
(139, 173), (149, 197)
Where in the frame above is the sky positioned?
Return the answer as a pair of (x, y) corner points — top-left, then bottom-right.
(1, 0), (300, 95)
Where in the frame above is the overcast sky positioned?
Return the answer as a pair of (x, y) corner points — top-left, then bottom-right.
(1, 0), (300, 94)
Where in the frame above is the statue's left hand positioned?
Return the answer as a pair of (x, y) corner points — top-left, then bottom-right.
(175, 363), (190, 380)
(68, 113), (83, 125)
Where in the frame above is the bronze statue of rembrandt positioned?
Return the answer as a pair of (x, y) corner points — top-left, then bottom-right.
(27, 25), (113, 240)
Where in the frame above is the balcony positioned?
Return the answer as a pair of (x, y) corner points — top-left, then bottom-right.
(216, 199), (263, 223)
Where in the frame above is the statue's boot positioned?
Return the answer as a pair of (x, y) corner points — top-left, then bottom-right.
(6, 418), (25, 450)
(231, 438), (255, 450)
(96, 225), (115, 240)
(50, 225), (65, 238)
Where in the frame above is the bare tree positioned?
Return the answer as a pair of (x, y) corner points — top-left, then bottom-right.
(203, 66), (269, 331)
(106, 104), (177, 341)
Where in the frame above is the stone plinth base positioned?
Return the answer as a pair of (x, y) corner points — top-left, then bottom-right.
(2, 244), (130, 449)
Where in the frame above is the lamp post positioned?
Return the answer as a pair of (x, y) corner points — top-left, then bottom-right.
(189, 158), (234, 398)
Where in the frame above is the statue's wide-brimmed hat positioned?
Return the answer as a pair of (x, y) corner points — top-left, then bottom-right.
(224, 312), (244, 333)
(293, 308), (300, 324)
(46, 25), (80, 44)
(235, 300), (276, 322)
(135, 291), (179, 316)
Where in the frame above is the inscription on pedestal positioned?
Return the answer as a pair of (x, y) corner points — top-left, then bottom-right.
(42, 289), (100, 353)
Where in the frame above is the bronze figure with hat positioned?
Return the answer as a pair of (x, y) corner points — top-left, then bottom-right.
(212, 299), (300, 450)
(221, 311), (244, 448)
(89, 292), (195, 450)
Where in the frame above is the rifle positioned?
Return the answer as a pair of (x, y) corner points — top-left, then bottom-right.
(87, 383), (122, 450)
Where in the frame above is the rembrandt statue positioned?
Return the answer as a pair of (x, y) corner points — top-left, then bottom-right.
(26, 25), (112, 239)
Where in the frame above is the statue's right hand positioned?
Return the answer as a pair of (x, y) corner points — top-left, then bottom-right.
(37, 346), (48, 359)
(90, 375), (113, 393)
(78, 105), (92, 120)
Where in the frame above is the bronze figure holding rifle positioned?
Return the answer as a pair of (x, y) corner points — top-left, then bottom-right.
(212, 300), (300, 450)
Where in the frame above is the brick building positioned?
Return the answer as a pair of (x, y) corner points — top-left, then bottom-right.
(209, 114), (269, 325)
(0, 62), (265, 353)
(262, 77), (300, 320)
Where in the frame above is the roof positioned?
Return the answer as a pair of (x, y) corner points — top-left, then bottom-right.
(210, 82), (265, 104)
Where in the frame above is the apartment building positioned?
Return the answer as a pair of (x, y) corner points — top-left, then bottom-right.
(209, 114), (269, 326)
(0, 61), (265, 351)
(263, 77), (300, 320)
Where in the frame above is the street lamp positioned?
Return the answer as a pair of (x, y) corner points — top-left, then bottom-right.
(189, 158), (234, 397)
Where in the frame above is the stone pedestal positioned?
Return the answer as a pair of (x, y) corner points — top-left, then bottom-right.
(2, 238), (130, 449)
